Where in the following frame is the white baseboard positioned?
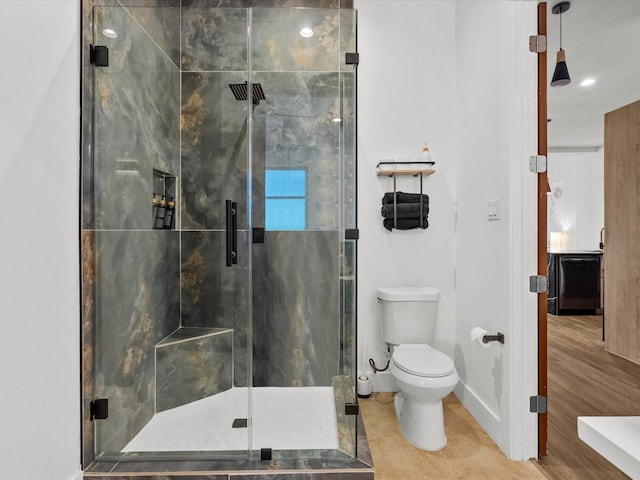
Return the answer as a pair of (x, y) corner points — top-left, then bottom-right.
(70, 471), (83, 480)
(370, 371), (398, 392)
(454, 380), (500, 445)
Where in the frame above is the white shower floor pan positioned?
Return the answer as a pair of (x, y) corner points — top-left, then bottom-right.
(122, 386), (339, 452)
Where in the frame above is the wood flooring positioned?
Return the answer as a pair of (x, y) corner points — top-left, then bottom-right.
(360, 393), (544, 480)
(534, 314), (640, 480)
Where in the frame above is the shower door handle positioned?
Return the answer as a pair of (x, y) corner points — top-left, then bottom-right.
(226, 200), (238, 266)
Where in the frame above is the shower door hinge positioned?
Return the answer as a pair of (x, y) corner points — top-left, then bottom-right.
(528, 35), (547, 53)
(345, 402), (360, 416)
(90, 399), (109, 420)
(345, 52), (359, 65)
(529, 275), (547, 293)
(345, 228), (359, 240)
(260, 448), (272, 461)
(89, 45), (109, 67)
(530, 395), (547, 414)
(529, 155), (547, 173)
(252, 227), (265, 244)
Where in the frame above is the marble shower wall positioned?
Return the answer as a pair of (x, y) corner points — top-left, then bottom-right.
(255, 71), (340, 230)
(180, 70), (253, 229)
(83, 0), (356, 457)
(180, 231), (251, 387)
(179, 5), (355, 388)
(93, 230), (181, 453)
(83, 2), (182, 455)
(92, 5), (180, 230)
(252, 232), (339, 387)
(156, 328), (234, 412)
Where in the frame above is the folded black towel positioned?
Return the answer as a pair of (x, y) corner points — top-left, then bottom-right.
(383, 217), (428, 231)
(382, 191), (429, 205)
(381, 203), (430, 219)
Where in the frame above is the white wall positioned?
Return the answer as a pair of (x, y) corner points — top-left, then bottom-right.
(454, 0), (510, 444)
(453, 0), (538, 459)
(547, 151), (605, 251)
(0, 2), (81, 480)
(356, 0), (538, 460)
(355, 0), (458, 389)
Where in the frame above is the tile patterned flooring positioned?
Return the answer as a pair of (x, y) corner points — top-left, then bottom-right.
(360, 392), (545, 480)
(123, 387), (339, 452)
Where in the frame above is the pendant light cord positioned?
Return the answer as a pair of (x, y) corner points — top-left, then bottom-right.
(559, 12), (563, 50)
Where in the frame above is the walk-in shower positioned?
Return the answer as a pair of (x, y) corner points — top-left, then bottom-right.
(80, 1), (363, 476)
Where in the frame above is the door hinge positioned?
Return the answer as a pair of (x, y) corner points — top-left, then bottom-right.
(89, 44), (109, 67)
(345, 402), (360, 416)
(530, 395), (547, 413)
(529, 155), (547, 173)
(345, 228), (359, 240)
(90, 398), (109, 420)
(529, 275), (547, 293)
(345, 52), (359, 65)
(529, 35), (547, 53)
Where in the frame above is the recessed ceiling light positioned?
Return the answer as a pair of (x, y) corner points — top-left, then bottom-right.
(102, 28), (118, 39)
(332, 118), (342, 123)
(299, 27), (314, 38)
(580, 78), (596, 87)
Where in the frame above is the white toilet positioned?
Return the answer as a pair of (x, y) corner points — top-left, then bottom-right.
(377, 286), (459, 451)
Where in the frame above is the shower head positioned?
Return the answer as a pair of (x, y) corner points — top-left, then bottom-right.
(229, 82), (266, 105)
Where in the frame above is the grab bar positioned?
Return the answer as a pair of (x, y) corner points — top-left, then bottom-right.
(232, 201), (237, 265)
(226, 200), (237, 266)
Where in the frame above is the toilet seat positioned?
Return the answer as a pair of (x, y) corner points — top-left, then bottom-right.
(393, 344), (455, 378)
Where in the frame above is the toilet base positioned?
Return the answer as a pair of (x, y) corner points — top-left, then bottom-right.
(394, 392), (447, 451)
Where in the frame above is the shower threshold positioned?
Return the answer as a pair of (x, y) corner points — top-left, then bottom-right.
(84, 379), (374, 479)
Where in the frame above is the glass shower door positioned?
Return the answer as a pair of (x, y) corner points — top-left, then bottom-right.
(178, 4), (254, 457)
(248, 7), (358, 456)
(87, 4), (252, 459)
(84, 3), (356, 462)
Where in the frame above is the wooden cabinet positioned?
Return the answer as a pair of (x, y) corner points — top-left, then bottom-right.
(604, 98), (640, 365)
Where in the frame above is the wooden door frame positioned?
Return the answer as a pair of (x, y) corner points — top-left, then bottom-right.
(537, 0), (548, 458)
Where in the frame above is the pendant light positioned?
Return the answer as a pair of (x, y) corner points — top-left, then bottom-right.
(551, 1), (571, 87)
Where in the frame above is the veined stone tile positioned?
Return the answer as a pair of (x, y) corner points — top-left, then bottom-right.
(156, 328), (234, 412)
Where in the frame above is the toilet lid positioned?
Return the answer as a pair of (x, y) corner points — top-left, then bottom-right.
(393, 345), (455, 378)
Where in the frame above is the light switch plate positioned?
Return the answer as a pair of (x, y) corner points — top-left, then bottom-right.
(488, 199), (500, 221)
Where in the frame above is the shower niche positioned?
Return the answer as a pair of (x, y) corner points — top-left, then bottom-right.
(152, 169), (176, 230)
(81, 1), (367, 477)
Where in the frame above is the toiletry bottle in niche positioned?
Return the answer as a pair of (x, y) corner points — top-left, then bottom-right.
(154, 195), (166, 229)
(152, 194), (160, 226)
(163, 197), (175, 230)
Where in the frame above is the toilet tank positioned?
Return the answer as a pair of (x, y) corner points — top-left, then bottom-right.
(377, 287), (440, 345)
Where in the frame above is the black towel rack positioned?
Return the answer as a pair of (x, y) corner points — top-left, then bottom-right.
(377, 161), (435, 230)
